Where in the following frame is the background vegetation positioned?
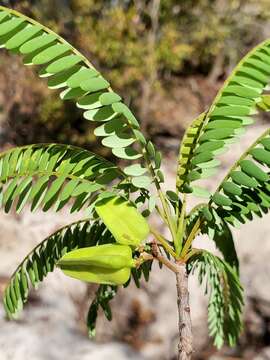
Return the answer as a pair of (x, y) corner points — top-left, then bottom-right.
(1, 0), (270, 153)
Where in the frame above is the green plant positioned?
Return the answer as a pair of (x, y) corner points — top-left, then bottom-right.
(2, 5), (270, 359)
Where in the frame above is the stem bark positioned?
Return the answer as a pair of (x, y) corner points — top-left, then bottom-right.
(175, 263), (193, 360)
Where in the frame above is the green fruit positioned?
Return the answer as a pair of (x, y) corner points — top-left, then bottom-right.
(58, 244), (135, 285)
(95, 195), (149, 246)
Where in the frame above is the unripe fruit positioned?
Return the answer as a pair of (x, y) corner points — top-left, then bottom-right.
(58, 244), (135, 285)
(95, 196), (149, 246)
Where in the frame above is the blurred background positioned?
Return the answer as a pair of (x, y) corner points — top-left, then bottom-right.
(0, 1), (270, 359)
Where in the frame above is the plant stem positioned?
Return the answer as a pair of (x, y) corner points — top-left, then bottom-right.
(150, 238), (179, 272)
(150, 227), (176, 258)
(175, 262), (193, 360)
(154, 253), (180, 273)
(141, 147), (177, 242)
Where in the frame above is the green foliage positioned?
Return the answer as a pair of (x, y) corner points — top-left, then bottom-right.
(209, 129), (270, 227)
(69, 0), (193, 90)
(176, 39), (270, 195)
(202, 217), (239, 273)
(2, 0), (270, 148)
(0, 143), (122, 214)
(189, 251), (243, 348)
(67, 0), (270, 90)
(3, 4), (270, 355)
(187, 205), (239, 273)
(176, 111), (207, 193)
(87, 284), (117, 338)
(256, 94), (270, 112)
(0, 5), (157, 190)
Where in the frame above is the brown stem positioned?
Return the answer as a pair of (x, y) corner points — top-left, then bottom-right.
(175, 263), (193, 360)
